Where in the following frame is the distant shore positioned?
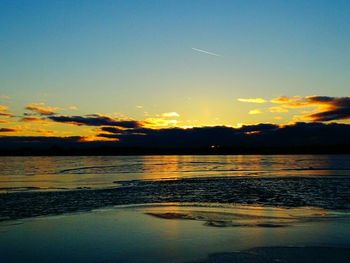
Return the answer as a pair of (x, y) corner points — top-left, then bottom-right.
(1, 144), (350, 156)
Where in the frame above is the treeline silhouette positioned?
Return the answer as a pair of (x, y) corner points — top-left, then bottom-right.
(1, 122), (350, 155)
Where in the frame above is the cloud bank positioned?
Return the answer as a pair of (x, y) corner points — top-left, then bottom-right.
(48, 114), (143, 128)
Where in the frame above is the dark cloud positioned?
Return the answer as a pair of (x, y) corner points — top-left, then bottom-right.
(48, 115), (143, 128)
(0, 113), (12, 117)
(308, 108), (350, 122)
(238, 123), (278, 133)
(271, 96), (350, 121)
(100, 127), (125, 134)
(306, 97), (350, 121)
(0, 128), (16, 132)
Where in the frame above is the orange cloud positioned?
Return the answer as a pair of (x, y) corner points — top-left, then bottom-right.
(269, 106), (289, 113)
(0, 105), (12, 117)
(271, 96), (350, 121)
(25, 103), (59, 115)
(21, 116), (43, 122)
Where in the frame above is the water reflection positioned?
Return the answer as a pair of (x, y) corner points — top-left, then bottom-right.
(1, 204), (349, 262)
(0, 155), (350, 192)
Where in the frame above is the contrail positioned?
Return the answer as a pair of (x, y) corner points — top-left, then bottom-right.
(192, 47), (221, 57)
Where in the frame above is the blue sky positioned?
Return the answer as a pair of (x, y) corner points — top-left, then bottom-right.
(0, 0), (350, 136)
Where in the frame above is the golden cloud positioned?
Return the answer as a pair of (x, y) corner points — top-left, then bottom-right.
(248, 109), (262, 115)
(271, 96), (350, 122)
(144, 118), (178, 128)
(161, 112), (180, 118)
(21, 116), (43, 122)
(25, 103), (59, 115)
(269, 106), (289, 113)
(0, 105), (12, 117)
(238, 98), (266, 103)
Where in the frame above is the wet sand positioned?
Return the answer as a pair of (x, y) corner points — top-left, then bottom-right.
(1, 204), (349, 262)
(1, 176), (350, 221)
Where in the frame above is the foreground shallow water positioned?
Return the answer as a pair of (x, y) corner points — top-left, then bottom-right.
(1, 204), (350, 263)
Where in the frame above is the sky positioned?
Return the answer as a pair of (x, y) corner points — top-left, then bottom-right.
(0, 0), (350, 140)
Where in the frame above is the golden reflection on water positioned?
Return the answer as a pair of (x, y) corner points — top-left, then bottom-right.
(1, 155), (349, 192)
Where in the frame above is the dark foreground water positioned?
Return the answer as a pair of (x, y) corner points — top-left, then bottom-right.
(1, 204), (350, 263)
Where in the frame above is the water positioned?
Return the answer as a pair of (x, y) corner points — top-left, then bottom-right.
(1, 155), (350, 262)
(1, 204), (350, 263)
(1, 155), (350, 192)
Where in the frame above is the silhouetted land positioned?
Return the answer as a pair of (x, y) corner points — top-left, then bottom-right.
(0, 145), (350, 156)
(1, 122), (350, 155)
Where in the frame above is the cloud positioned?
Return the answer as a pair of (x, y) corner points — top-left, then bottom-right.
(307, 106), (350, 121)
(305, 96), (350, 121)
(0, 105), (12, 117)
(25, 103), (59, 115)
(161, 112), (180, 118)
(0, 128), (17, 132)
(271, 96), (350, 121)
(48, 114), (143, 128)
(100, 127), (125, 134)
(0, 95), (10, 100)
(269, 106), (289, 113)
(21, 116), (44, 122)
(270, 96), (295, 104)
(144, 118), (178, 128)
(249, 109), (262, 115)
(0, 105), (7, 112)
(192, 48), (221, 57)
(238, 98), (266, 103)
(238, 123), (278, 133)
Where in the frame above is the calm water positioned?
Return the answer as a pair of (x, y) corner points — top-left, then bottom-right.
(1, 204), (350, 262)
(1, 155), (350, 192)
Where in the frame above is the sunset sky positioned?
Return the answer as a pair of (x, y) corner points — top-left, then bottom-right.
(1, 0), (350, 139)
